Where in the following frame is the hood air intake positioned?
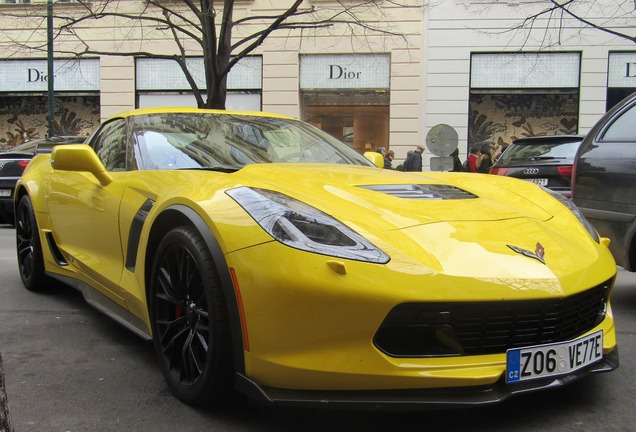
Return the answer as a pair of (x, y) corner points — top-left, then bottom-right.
(360, 184), (477, 200)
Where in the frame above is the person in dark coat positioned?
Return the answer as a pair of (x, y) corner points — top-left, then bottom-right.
(404, 145), (424, 172)
(450, 148), (462, 172)
(401, 151), (414, 171)
(477, 143), (493, 173)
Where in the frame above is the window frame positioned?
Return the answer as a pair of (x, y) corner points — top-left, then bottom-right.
(599, 102), (636, 143)
(90, 118), (129, 171)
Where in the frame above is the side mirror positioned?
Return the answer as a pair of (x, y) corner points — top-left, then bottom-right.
(364, 151), (384, 168)
(50, 144), (113, 186)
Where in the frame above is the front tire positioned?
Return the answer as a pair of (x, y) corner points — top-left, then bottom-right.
(16, 195), (49, 291)
(149, 226), (233, 405)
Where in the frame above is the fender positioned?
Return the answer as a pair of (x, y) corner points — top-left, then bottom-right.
(146, 204), (246, 375)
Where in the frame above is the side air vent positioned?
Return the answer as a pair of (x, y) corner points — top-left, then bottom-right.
(125, 199), (155, 272)
(359, 184), (477, 200)
(45, 232), (68, 266)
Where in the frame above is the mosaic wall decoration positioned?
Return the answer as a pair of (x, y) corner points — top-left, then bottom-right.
(468, 93), (579, 159)
(0, 96), (100, 150)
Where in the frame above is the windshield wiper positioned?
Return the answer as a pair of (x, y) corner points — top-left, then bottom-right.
(530, 156), (566, 160)
(177, 167), (240, 173)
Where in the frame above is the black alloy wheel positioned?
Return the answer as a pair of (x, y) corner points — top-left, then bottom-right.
(16, 195), (48, 291)
(149, 226), (233, 405)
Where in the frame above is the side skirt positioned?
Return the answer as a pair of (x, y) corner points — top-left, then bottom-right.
(47, 272), (152, 341)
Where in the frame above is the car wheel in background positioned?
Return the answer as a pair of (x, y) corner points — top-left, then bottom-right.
(149, 225), (233, 405)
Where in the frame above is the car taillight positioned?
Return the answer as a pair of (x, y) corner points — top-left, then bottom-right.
(557, 166), (573, 177)
(18, 160), (30, 169)
(490, 167), (508, 175)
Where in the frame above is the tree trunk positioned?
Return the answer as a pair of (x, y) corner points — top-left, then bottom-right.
(0, 354), (14, 432)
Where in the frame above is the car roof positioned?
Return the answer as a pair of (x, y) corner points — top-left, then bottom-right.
(109, 106), (298, 122)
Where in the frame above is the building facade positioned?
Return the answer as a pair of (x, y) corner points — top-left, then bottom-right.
(422, 0), (636, 168)
(0, 0), (423, 163)
(0, 0), (634, 170)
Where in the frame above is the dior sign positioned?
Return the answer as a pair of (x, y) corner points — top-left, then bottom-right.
(27, 68), (54, 83)
(300, 54), (390, 90)
(329, 65), (362, 80)
(609, 54), (636, 88)
(0, 59), (99, 92)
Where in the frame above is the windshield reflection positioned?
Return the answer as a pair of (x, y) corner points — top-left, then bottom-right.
(131, 113), (373, 170)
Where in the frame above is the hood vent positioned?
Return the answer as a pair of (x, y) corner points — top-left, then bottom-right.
(360, 184), (477, 200)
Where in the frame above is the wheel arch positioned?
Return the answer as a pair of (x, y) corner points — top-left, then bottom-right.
(144, 204), (245, 374)
(14, 184), (32, 215)
(626, 221), (636, 272)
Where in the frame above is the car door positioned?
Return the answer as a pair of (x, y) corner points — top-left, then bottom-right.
(574, 94), (636, 269)
(47, 118), (129, 306)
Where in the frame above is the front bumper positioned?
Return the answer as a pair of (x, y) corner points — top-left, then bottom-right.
(236, 348), (618, 410)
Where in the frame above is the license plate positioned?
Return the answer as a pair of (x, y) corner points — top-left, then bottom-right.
(506, 330), (603, 383)
(524, 178), (548, 186)
(0, 189), (11, 197)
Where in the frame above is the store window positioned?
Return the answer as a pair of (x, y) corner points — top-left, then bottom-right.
(300, 54), (390, 154)
(0, 95), (99, 149)
(0, 58), (100, 149)
(136, 57), (262, 111)
(302, 91), (389, 153)
(607, 52), (636, 111)
(469, 52), (580, 159)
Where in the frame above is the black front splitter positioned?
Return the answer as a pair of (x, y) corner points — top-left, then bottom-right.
(234, 348), (618, 411)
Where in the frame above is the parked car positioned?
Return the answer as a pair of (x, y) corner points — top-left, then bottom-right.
(0, 136), (86, 224)
(489, 135), (584, 198)
(15, 107), (617, 409)
(573, 91), (636, 271)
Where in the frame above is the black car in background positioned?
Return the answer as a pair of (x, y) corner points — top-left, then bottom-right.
(489, 135), (584, 198)
(573, 91), (636, 271)
(0, 136), (86, 224)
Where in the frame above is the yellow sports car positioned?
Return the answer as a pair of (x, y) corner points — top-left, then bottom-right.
(15, 107), (618, 409)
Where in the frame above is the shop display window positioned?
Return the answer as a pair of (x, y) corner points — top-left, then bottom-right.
(302, 90), (389, 155)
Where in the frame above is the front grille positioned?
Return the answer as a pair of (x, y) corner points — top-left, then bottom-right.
(374, 279), (613, 357)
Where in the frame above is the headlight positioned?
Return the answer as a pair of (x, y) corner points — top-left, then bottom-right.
(226, 187), (390, 263)
(542, 187), (600, 243)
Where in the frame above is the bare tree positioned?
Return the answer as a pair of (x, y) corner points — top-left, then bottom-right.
(0, 0), (422, 109)
(0, 354), (14, 432)
(504, 0), (635, 47)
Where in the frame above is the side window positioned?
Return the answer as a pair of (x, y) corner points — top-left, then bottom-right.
(91, 119), (127, 171)
(601, 103), (636, 142)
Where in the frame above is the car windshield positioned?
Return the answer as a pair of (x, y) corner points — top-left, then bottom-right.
(497, 140), (581, 163)
(130, 112), (373, 170)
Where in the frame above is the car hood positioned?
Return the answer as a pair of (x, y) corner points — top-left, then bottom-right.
(234, 163), (552, 230)
(213, 164), (612, 281)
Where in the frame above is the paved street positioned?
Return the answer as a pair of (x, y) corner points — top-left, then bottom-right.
(1, 223), (635, 432)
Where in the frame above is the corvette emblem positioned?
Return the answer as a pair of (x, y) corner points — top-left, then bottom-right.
(507, 242), (546, 264)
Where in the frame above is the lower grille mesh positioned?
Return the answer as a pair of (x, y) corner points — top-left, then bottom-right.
(374, 279), (612, 357)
